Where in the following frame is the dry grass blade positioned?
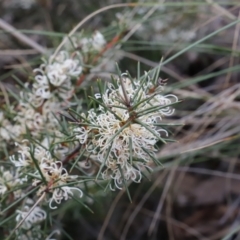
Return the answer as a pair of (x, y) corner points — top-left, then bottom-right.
(0, 18), (46, 54)
(224, 10), (240, 87)
(97, 190), (125, 240)
(120, 172), (167, 240)
(148, 166), (176, 236)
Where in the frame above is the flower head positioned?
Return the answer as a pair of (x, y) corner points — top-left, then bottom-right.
(16, 198), (46, 230)
(79, 31), (106, 53)
(74, 72), (178, 189)
(33, 154), (83, 209)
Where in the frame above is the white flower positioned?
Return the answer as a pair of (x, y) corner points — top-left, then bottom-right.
(0, 168), (14, 195)
(92, 31), (106, 52)
(32, 51), (82, 106)
(42, 98), (62, 119)
(0, 181), (7, 195)
(10, 141), (32, 167)
(56, 79), (74, 100)
(33, 75), (52, 100)
(80, 31), (106, 52)
(46, 51), (82, 86)
(102, 162), (143, 190)
(14, 95), (44, 137)
(9, 141), (61, 171)
(16, 202), (46, 230)
(74, 126), (89, 144)
(0, 111), (14, 142)
(10, 152), (30, 168)
(0, 167), (24, 197)
(33, 157), (83, 209)
(49, 186), (83, 209)
(0, 125), (12, 141)
(13, 89), (69, 138)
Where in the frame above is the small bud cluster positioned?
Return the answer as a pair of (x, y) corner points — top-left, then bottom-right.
(68, 31), (106, 53)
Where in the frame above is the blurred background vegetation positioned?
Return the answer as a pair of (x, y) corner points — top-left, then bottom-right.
(0, 0), (240, 239)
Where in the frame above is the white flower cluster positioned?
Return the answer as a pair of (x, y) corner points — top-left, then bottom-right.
(12, 51), (82, 140)
(1, 31), (106, 144)
(16, 198), (46, 230)
(10, 138), (68, 168)
(10, 143), (83, 209)
(0, 166), (26, 198)
(0, 167), (15, 196)
(7, 31), (105, 143)
(33, 155), (83, 209)
(33, 51), (82, 105)
(74, 73), (178, 189)
(0, 109), (25, 143)
(69, 31), (106, 53)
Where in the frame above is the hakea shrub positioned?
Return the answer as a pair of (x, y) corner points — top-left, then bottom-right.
(0, 29), (179, 239)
